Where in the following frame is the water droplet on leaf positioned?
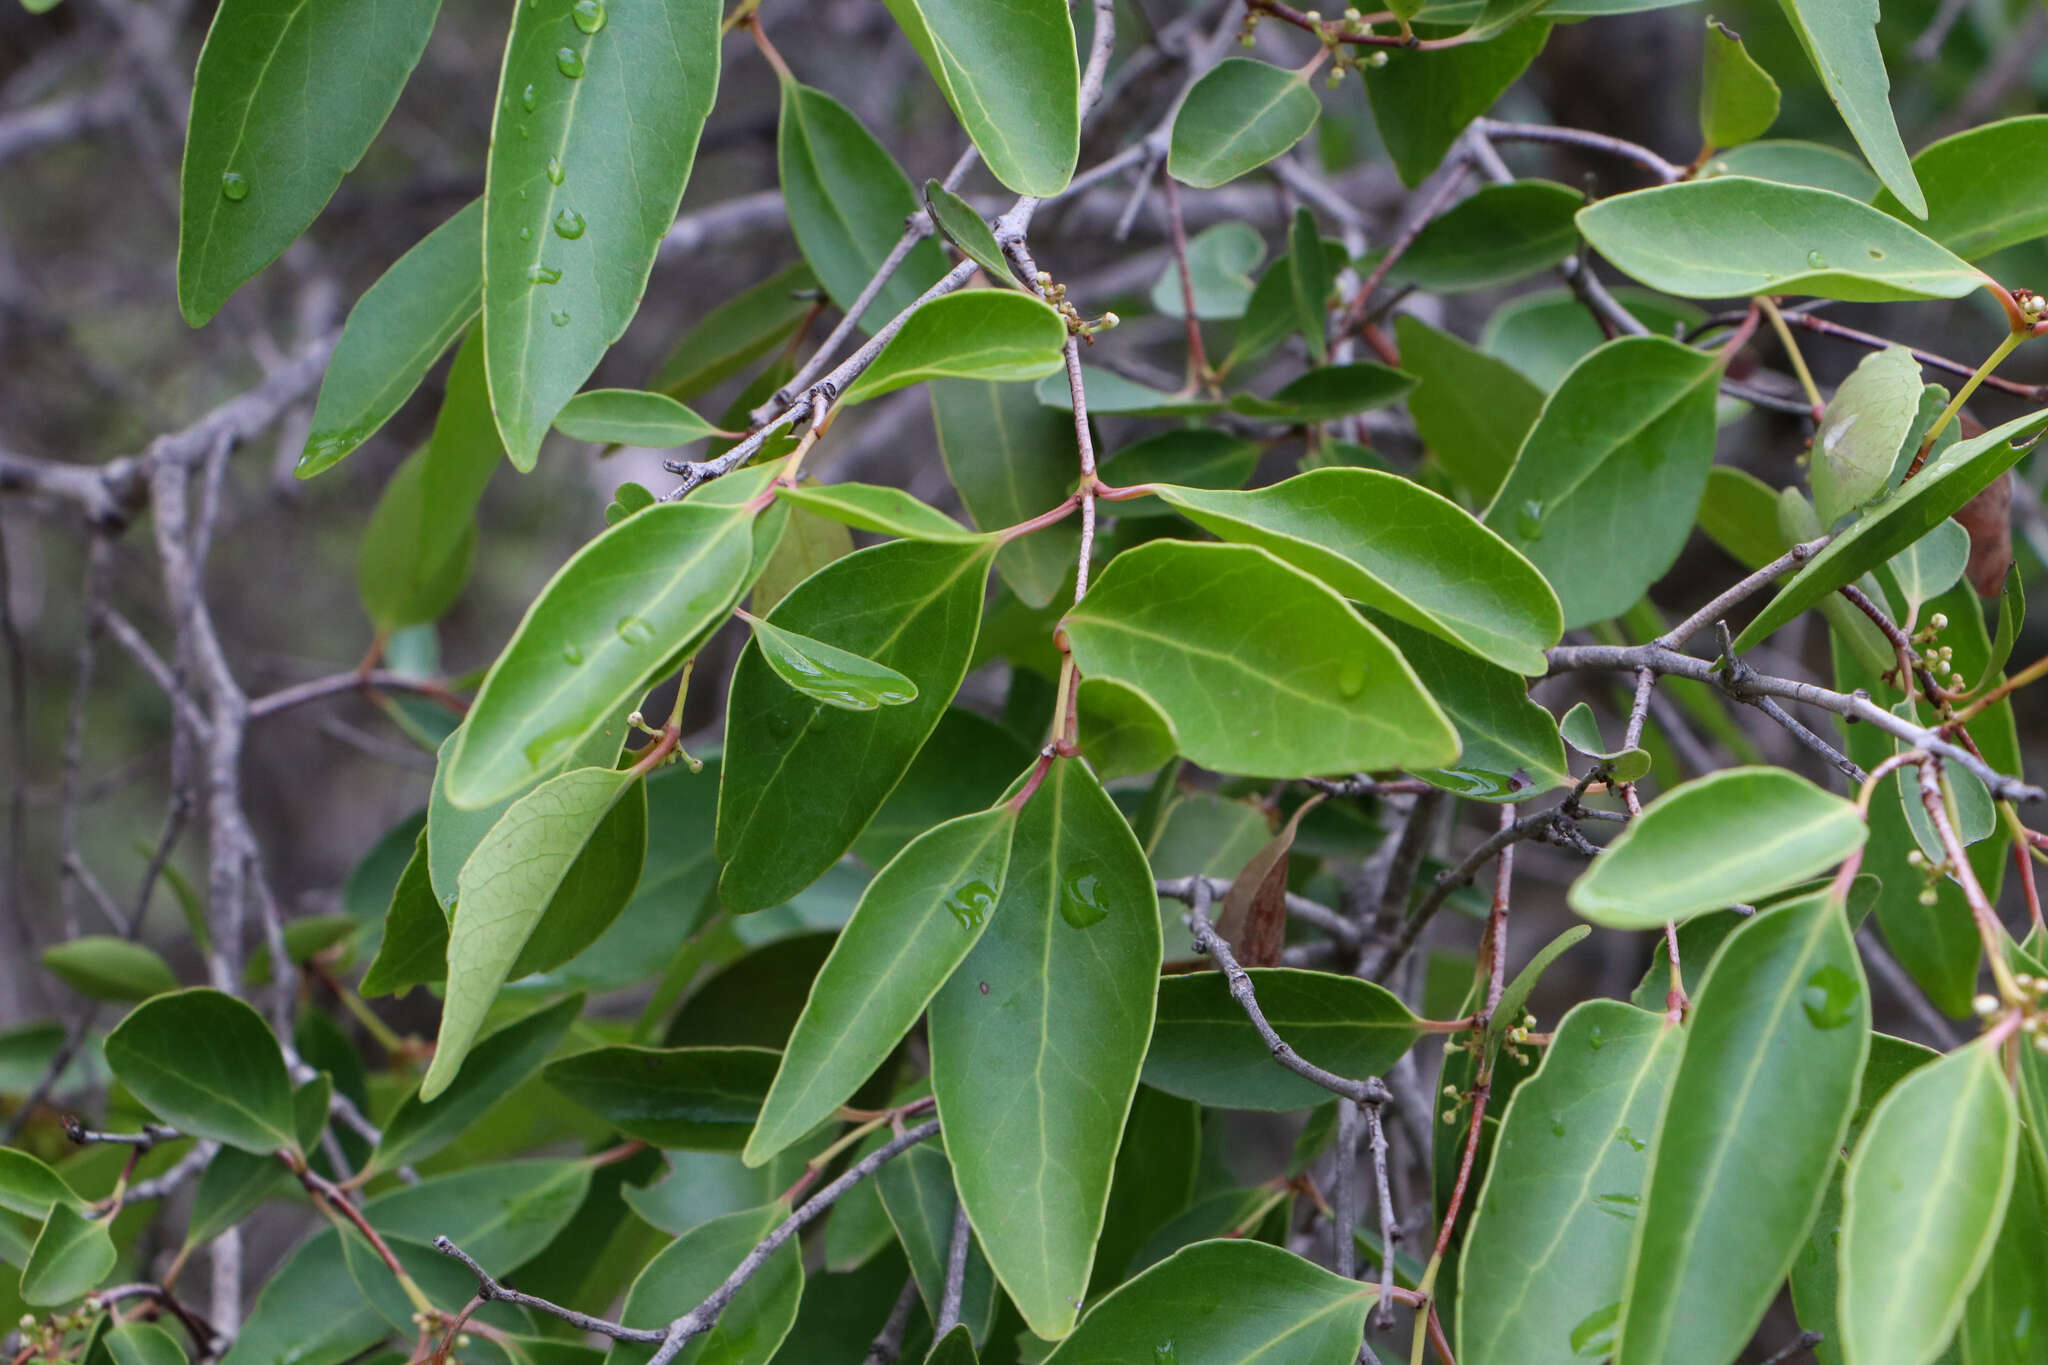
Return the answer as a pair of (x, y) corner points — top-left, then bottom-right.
(572, 0), (607, 33)
(1613, 1126), (1645, 1152)
(1515, 498), (1545, 541)
(547, 155), (566, 186)
(945, 881), (996, 930)
(522, 723), (582, 770)
(553, 208), (586, 239)
(1806, 249), (1829, 268)
(560, 642), (584, 665)
(1551, 1119), (1566, 1138)
(555, 47), (585, 78)
(615, 615), (655, 645)
(1801, 964), (1858, 1029)
(1569, 1302), (1622, 1357)
(1060, 871), (1108, 929)
(528, 263), (562, 285)
(552, 309), (571, 327)
(220, 171), (250, 202)
(1587, 1025), (1605, 1052)
(519, 227), (533, 242)
(520, 83), (538, 112)
(1337, 660), (1365, 698)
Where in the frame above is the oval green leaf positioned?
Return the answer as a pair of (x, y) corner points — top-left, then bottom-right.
(604, 1203), (804, 1365)
(1168, 59), (1320, 190)
(1372, 615), (1571, 800)
(776, 482), (987, 544)
(1810, 345), (1923, 527)
(931, 377), (1082, 609)
(372, 992), (582, 1174)
(1699, 18), (1779, 149)
(544, 1045), (780, 1151)
(1392, 180), (1584, 293)
(554, 389), (719, 447)
(104, 988), (296, 1153)
(840, 291), (1068, 405)
(40, 936), (178, 1002)
(745, 613), (920, 712)
(925, 180), (1014, 287)
(1874, 115), (2048, 260)
(1772, 0), (1923, 215)
(21, 1202), (116, 1307)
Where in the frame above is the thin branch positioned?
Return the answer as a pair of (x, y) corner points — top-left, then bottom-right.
(862, 1277), (922, 1365)
(1474, 118), (1682, 183)
(433, 1238), (667, 1344)
(937, 1200), (971, 1337)
(1655, 537), (1830, 649)
(1158, 875), (1362, 949)
(1364, 1099), (1398, 1330)
(1334, 1098), (1362, 1280)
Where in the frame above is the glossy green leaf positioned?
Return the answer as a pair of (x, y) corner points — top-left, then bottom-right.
(177, 0), (442, 324)
(1480, 286), (1703, 392)
(20, 1203), (115, 1307)
(1041, 1239), (1370, 1364)
(653, 261), (818, 401)
(853, 709), (1033, 869)
(927, 1325), (978, 1365)
(605, 1203), (804, 1365)
(374, 993), (581, 1173)
(1167, 59), (1320, 189)
(1483, 335), (1720, 628)
(1699, 466), (1787, 571)
(422, 766), (632, 1100)
(1075, 678), (1176, 782)
(544, 1045), (778, 1150)
(446, 499), (755, 807)
(185, 1141), (290, 1251)
(929, 758), (1160, 1338)
(841, 291), (1067, 405)
(745, 613), (919, 713)
(746, 804), (1017, 1164)
(299, 198), (482, 476)
(1579, 179), (1977, 302)
(1365, 24), (1550, 187)
(1811, 345), (1923, 527)
(1704, 140), (1881, 198)
(1485, 926), (1591, 1062)
(752, 497), (854, 615)
(878, 1145), (997, 1346)
(103, 1324), (188, 1365)
(1699, 19), (1779, 148)
(1840, 1043), (2017, 1365)
(1770, 0), (1923, 216)
(1884, 520), (1969, 622)
(1374, 616), (1570, 800)
(881, 0), (1078, 197)
(482, 0), (721, 468)
(359, 834), (443, 998)
(1225, 241), (1348, 371)
(1959, 1130), (2048, 1365)
(1159, 467), (1561, 675)
(1394, 315), (1542, 505)
(1103, 430), (1259, 518)
(1062, 541), (1458, 779)
(778, 78), (947, 333)
(104, 988), (296, 1153)
(718, 538), (994, 912)
(1875, 116), (2048, 260)
(1615, 893), (1870, 1365)
(1225, 363), (1414, 424)
(1038, 365), (1222, 417)
(776, 483), (986, 544)
(1290, 208), (1329, 363)
(40, 936), (177, 1002)
(1557, 702), (1651, 783)
(1979, 562), (2026, 692)
(1145, 969), (1421, 1111)
(1151, 222), (1266, 320)
(924, 181), (1013, 287)
(1735, 407), (2048, 653)
(0, 1150), (81, 1222)
(1570, 768), (1865, 928)
(1392, 181), (1582, 292)
(1093, 1087), (1203, 1293)
(1459, 1001), (1683, 1365)
(555, 390), (718, 447)
(931, 377), (1081, 608)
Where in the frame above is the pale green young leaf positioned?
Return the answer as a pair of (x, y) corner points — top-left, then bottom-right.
(1150, 222), (1266, 320)
(1225, 240), (1347, 370)
(373, 993), (582, 1172)
(1770, 0), (1924, 215)
(746, 613), (920, 713)
(1479, 286), (1703, 392)
(1391, 181), (1583, 292)
(544, 1045), (780, 1151)
(1557, 702), (1651, 783)
(1699, 466), (1788, 570)
(1810, 346), (1923, 526)
(1699, 19), (1779, 149)
(1393, 315), (1542, 505)
(605, 1203), (803, 1365)
(751, 498), (854, 615)
(103, 988), (297, 1154)
(1883, 519), (1969, 620)
(103, 1324), (188, 1365)
(931, 378), (1081, 608)
(1702, 140), (1881, 198)
(924, 181), (1014, 287)
(20, 1203), (115, 1307)
(841, 291), (1067, 404)
(40, 936), (178, 1002)
(1874, 115), (2048, 260)
(775, 483), (987, 544)
(1167, 59), (1320, 190)
(1076, 678), (1177, 782)
(554, 390), (719, 447)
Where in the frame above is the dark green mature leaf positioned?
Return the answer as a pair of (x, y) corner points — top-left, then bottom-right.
(482, 0), (721, 468)
(102, 1324), (188, 1365)
(1062, 541), (1458, 779)
(359, 835), (444, 998)
(40, 936), (177, 1002)
(216, 1229), (385, 1365)
(1458, 1001), (1683, 1365)
(1394, 315), (1542, 505)
(1225, 363), (1414, 423)
(1093, 1087), (1202, 1293)
(1569, 768), (1866, 928)
(854, 709), (1033, 868)
(1374, 616), (1570, 800)
(1145, 970), (1421, 1111)
(104, 989), (297, 1153)
(299, 199), (481, 476)
(1290, 208), (1330, 363)
(1365, 24), (1551, 187)
(554, 390), (719, 448)
(1479, 286), (1703, 392)
(1699, 466), (1787, 570)
(1960, 1133), (2048, 1365)
(930, 758), (1160, 1339)
(177, 0), (441, 324)
(373, 993), (581, 1173)
(1810, 345), (1922, 527)
(1159, 467), (1561, 675)
(753, 497), (855, 616)
(1041, 1239), (1370, 1364)
(1225, 241), (1348, 371)
(746, 804), (1017, 1164)
(931, 378), (1080, 608)
(1484, 335), (1719, 628)
(1840, 1043), (2017, 1365)
(718, 538), (995, 912)
(20, 1203), (115, 1307)
(0, 1149), (82, 1222)
(544, 1045), (779, 1150)
(778, 78), (947, 334)
(446, 499), (756, 808)
(1698, 19), (1778, 148)
(1104, 430), (1259, 518)
(653, 261), (818, 401)
(1167, 59), (1319, 189)
(1770, 0), (1923, 216)
(1579, 179), (1978, 302)
(1735, 407), (2048, 652)
(1615, 893), (1870, 1365)
(925, 182), (1014, 287)
(605, 1203), (804, 1365)
(842, 292), (1067, 404)
(1392, 181), (1583, 292)
(1152, 222), (1266, 320)
(878, 1145), (997, 1345)
(881, 0), (1078, 197)
(927, 1325), (979, 1365)
(1038, 365), (1222, 417)
(1874, 116), (2048, 260)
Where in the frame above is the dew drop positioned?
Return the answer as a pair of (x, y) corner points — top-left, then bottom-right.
(1061, 871), (1109, 929)
(1154, 1344), (1179, 1365)
(1337, 660), (1366, 699)
(552, 309), (571, 327)
(1551, 1119), (1567, 1138)
(1613, 1126), (1645, 1152)
(572, 0), (607, 33)
(528, 263), (563, 285)
(519, 227), (533, 242)
(1587, 1025), (1605, 1052)
(1569, 1302), (1622, 1357)
(547, 155), (566, 186)
(560, 642), (584, 665)
(1514, 498), (1545, 541)
(1806, 248), (1829, 268)
(615, 615), (655, 645)
(1592, 1193), (1640, 1222)
(556, 46), (585, 78)
(522, 723), (582, 770)
(945, 880), (996, 930)
(1800, 964), (1858, 1029)
(520, 82), (538, 112)
(220, 171), (251, 202)
(553, 207), (586, 239)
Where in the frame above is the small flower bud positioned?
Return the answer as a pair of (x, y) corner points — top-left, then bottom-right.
(1930, 612), (1949, 630)
(1367, 50), (1389, 67)
(1972, 993), (2000, 1017)
(1442, 1109), (1458, 1124)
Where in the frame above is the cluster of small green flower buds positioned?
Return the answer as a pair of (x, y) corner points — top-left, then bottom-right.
(1036, 272), (1118, 338)
(1902, 847), (1956, 906)
(2017, 290), (2046, 322)
(1238, 8), (1261, 47)
(1500, 1011), (1539, 1065)
(1440, 1081), (1464, 1125)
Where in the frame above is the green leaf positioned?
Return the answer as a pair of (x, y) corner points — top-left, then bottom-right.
(841, 291), (1068, 405)
(40, 936), (178, 1002)
(1290, 208), (1330, 363)
(1225, 363), (1415, 424)
(929, 758), (1161, 1339)
(554, 390), (719, 447)
(298, 199), (482, 476)
(1458, 1001), (1683, 1365)
(924, 181), (1014, 287)
(745, 613), (920, 713)
(880, 0), (1078, 197)
(544, 1045), (779, 1150)
(1979, 563), (2026, 692)
(1225, 241), (1349, 371)
(777, 78), (948, 334)
(0, 1150), (82, 1221)
(927, 1325), (978, 1365)
(605, 1203), (804, 1365)
(1076, 679), (1177, 782)
(1770, 0), (1923, 216)
(1578, 179), (1977, 302)
(20, 1203), (115, 1307)
(1151, 222), (1266, 320)
(745, 804), (1017, 1164)
(931, 378), (1081, 608)
(359, 834), (444, 998)
(1698, 19), (1779, 149)
(446, 499), (755, 808)
(1041, 1240), (1370, 1364)
(185, 1141), (289, 1250)
(1557, 702), (1652, 783)
(1479, 286), (1703, 392)
(1365, 24), (1551, 187)
(1158, 467), (1561, 675)
(1394, 315), (1542, 506)
(1483, 335), (1720, 628)
(878, 1145), (997, 1345)
(1569, 768), (1866, 929)
(853, 709), (1033, 869)
(1699, 466), (1788, 570)
(1884, 520), (1969, 622)
(1103, 430), (1259, 518)
(1959, 1127), (2048, 1365)
(1038, 366), (1223, 417)
(1615, 893), (1870, 1365)
(718, 538), (994, 912)
(1391, 181), (1583, 292)
(482, 0), (721, 468)
(177, 0), (441, 324)
(1061, 541), (1458, 779)
(1874, 116), (2048, 260)
(1703, 140), (1880, 199)
(374, 993), (581, 1173)
(357, 327), (503, 632)
(1373, 616), (1570, 800)
(1144, 969), (1422, 1111)
(422, 767), (632, 1100)
(776, 482), (986, 544)
(1734, 407), (2048, 653)
(752, 497), (854, 616)
(103, 1324), (188, 1365)
(1094, 1087), (1202, 1293)
(1840, 1043), (2017, 1365)
(1810, 345), (1923, 527)
(1167, 59), (1321, 189)
(653, 261), (819, 402)
(104, 988), (296, 1153)
(1485, 926), (1590, 1061)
